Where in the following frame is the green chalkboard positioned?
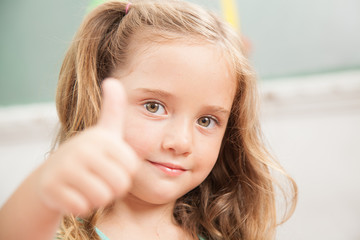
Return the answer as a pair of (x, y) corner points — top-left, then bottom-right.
(1, 0), (359, 106)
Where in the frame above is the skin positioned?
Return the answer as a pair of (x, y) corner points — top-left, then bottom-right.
(0, 41), (236, 240)
(121, 42), (236, 204)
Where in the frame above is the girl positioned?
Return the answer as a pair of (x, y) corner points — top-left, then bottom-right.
(0, 1), (297, 239)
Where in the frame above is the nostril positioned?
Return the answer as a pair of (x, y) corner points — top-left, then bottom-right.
(161, 120), (193, 155)
(162, 135), (192, 156)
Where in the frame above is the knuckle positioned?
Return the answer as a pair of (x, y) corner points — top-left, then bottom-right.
(121, 146), (139, 176)
(121, 174), (132, 193)
(70, 200), (90, 216)
(91, 187), (114, 208)
(113, 173), (131, 198)
(100, 189), (114, 205)
(129, 156), (140, 176)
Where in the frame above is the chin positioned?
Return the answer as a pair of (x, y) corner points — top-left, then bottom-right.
(141, 191), (183, 205)
(129, 186), (190, 206)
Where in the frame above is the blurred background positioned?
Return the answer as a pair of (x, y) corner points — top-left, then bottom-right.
(1, 0), (359, 239)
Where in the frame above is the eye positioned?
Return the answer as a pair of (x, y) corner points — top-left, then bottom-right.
(144, 102), (166, 115)
(197, 116), (217, 128)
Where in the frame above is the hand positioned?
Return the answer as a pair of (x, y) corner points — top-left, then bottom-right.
(37, 78), (139, 216)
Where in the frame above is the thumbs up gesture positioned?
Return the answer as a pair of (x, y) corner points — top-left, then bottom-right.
(98, 78), (127, 136)
(37, 78), (139, 216)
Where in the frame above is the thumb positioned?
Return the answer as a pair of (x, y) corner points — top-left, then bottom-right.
(98, 78), (127, 135)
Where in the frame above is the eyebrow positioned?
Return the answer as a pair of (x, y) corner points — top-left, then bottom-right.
(134, 88), (173, 99)
(134, 87), (231, 116)
(203, 105), (230, 117)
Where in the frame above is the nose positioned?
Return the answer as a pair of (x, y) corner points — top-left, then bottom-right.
(161, 118), (193, 156)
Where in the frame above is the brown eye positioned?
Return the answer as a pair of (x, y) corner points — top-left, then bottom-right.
(197, 117), (211, 127)
(144, 102), (166, 114)
(145, 103), (159, 113)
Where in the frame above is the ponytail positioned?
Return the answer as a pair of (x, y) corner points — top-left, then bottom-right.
(56, 2), (129, 143)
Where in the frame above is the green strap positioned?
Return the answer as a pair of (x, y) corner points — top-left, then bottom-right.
(95, 227), (111, 240)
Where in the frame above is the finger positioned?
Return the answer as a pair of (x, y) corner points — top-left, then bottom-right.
(79, 129), (139, 180)
(88, 156), (132, 197)
(43, 184), (90, 215)
(102, 138), (140, 176)
(98, 78), (127, 135)
(62, 167), (114, 209)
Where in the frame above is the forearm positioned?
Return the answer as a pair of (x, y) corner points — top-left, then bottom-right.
(0, 167), (62, 240)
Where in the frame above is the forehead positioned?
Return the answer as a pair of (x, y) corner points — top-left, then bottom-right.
(120, 30), (236, 82)
(117, 38), (237, 111)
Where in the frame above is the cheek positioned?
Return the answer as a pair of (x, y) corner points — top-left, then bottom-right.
(123, 116), (160, 158)
(190, 150), (219, 190)
(194, 136), (223, 173)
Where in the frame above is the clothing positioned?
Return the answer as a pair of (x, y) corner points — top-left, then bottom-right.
(95, 227), (205, 240)
(95, 227), (111, 240)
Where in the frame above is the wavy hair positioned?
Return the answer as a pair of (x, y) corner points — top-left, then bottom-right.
(55, 1), (297, 239)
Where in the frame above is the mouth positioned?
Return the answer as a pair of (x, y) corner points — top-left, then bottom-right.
(148, 160), (187, 176)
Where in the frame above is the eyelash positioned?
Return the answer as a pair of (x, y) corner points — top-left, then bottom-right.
(142, 101), (221, 129)
(197, 116), (220, 129)
(143, 101), (166, 115)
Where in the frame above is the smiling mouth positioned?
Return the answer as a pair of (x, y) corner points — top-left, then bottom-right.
(148, 160), (187, 176)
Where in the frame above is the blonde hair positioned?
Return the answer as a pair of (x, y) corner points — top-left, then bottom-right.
(55, 1), (297, 239)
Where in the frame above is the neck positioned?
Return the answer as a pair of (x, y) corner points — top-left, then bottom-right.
(115, 193), (176, 225)
(97, 194), (190, 240)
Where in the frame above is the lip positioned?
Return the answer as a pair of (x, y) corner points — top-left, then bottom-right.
(148, 160), (187, 176)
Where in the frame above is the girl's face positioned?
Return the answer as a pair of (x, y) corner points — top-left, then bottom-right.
(118, 41), (236, 205)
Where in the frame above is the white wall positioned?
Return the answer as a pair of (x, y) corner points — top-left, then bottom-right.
(1, 71), (359, 239)
(260, 71), (360, 239)
(0, 103), (58, 205)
